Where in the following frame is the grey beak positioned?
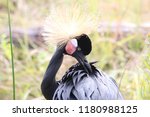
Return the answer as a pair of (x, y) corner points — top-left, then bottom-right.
(72, 50), (92, 74)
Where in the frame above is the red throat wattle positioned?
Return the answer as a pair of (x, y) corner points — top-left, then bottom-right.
(65, 41), (76, 55)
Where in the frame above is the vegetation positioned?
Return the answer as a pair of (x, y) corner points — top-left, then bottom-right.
(0, 0), (149, 99)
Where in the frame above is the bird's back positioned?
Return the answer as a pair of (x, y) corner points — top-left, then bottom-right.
(53, 63), (123, 100)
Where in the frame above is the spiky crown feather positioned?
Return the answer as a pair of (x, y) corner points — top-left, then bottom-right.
(42, 4), (98, 46)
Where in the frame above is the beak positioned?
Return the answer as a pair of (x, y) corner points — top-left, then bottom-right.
(72, 50), (92, 74)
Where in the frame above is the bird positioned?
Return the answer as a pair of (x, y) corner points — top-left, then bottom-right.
(41, 5), (123, 100)
(41, 34), (123, 100)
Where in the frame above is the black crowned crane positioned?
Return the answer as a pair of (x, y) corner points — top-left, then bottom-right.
(41, 34), (123, 100)
(41, 5), (123, 100)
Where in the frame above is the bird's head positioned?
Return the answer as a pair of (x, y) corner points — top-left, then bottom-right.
(65, 34), (92, 74)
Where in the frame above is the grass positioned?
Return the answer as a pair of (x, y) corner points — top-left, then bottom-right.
(7, 0), (15, 100)
(0, 0), (150, 100)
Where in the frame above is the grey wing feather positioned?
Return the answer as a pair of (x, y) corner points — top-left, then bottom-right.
(96, 70), (123, 99)
(53, 66), (123, 100)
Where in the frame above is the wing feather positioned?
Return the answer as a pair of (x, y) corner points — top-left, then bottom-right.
(53, 63), (123, 100)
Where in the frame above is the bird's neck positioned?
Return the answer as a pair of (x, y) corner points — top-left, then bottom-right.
(45, 48), (64, 80)
(41, 47), (64, 99)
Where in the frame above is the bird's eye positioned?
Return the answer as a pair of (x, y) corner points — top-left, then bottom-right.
(77, 47), (81, 51)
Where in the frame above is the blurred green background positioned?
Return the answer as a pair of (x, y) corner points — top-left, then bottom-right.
(0, 0), (150, 100)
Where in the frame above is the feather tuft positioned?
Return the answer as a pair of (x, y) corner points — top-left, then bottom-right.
(42, 4), (98, 46)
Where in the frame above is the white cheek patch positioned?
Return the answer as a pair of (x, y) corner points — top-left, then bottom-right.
(70, 39), (78, 47)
